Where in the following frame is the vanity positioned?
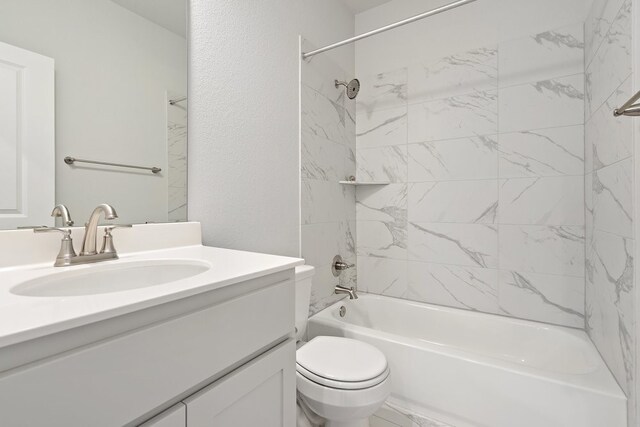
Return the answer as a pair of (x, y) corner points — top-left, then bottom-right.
(0, 222), (304, 426)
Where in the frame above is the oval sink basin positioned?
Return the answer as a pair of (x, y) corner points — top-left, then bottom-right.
(11, 260), (211, 297)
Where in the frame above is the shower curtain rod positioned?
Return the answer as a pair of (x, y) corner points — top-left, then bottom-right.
(301, 0), (478, 59)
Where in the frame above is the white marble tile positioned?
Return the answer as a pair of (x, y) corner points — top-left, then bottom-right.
(499, 23), (584, 88)
(408, 222), (498, 268)
(585, 172), (594, 250)
(498, 126), (584, 178)
(408, 135), (498, 182)
(499, 225), (585, 277)
(356, 184), (407, 223)
(586, 230), (634, 394)
(585, 0), (632, 117)
(585, 0), (627, 65)
(499, 74), (584, 133)
(356, 106), (407, 149)
(592, 159), (632, 238)
(357, 146), (408, 183)
(586, 77), (633, 171)
(407, 261), (499, 313)
(408, 46), (497, 102)
(301, 85), (349, 145)
(408, 181), (497, 224)
(408, 90), (497, 142)
(498, 270), (584, 327)
(302, 134), (352, 182)
(301, 221), (355, 269)
(498, 176), (584, 225)
(301, 179), (355, 225)
(357, 68), (408, 113)
(301, 40), (348, 105)
(308, 261), (341, 316)
(357, 256), (408, 298)
(357, 220), (407, 260)
(381, 402), (454, 427)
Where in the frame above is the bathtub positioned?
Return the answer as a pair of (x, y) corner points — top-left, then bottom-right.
(307, 293), (626, 427)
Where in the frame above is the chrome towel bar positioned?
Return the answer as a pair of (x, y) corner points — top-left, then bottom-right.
(614, 89), (640, 117)
(64, 156), (161, 174)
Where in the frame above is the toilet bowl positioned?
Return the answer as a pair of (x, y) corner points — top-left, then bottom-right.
(295, 265), (390, 427)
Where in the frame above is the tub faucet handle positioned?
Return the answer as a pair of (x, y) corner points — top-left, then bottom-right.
(332, 255), (354, 277)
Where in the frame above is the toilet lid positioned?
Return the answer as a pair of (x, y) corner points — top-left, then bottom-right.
(296, 336), (388, 383)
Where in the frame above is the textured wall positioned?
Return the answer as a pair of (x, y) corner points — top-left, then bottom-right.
(188, 0), (353, 257)
(584, 0), (636, 424)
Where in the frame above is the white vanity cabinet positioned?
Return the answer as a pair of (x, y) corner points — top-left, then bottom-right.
(140, 403), (187, 427)
(184, 339), (295, 427)
(0, 267), (297, 427)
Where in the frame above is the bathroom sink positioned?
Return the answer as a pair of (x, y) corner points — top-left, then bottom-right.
(11, 260), (211, 297)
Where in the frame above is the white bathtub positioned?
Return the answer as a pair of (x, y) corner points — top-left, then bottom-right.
(307, 293), (626, 427)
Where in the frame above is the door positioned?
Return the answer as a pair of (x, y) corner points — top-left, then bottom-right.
(184, 339), (296, 427)
(0, 41), (54, 228)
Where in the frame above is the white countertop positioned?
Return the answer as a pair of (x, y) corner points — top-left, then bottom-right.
(0, 244), (304, 349)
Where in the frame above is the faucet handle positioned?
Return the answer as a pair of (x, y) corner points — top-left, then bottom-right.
(34, 227), (77, 266)
(100, 224), (132, 255)
(34, 226), (73, 237)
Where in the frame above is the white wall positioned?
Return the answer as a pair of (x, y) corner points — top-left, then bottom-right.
(188, 0), (354, 256)
(0, 0), (187, 225)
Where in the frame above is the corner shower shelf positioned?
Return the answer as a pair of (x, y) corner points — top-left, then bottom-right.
(338, 180), (390, 186)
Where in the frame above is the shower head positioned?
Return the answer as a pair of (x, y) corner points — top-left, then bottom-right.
(335, 79), (360, 99)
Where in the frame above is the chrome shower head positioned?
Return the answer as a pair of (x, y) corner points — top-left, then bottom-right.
(335, 78), (360, 99)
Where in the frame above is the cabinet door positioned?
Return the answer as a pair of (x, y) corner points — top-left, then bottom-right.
(140, 403), (186, 427)
(185, 339), (296, 427)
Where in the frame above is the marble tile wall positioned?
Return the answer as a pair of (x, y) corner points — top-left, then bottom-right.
(167, 92), (188, 222)
(356, 23), (587, 328)
(301, 40), (357, 315)
(583, 0), (635, 424)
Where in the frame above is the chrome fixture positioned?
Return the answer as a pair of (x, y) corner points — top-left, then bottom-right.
(614, 89), (640, 117)
(34, 204), (131, 267)
(335, 285), (358, 300)
(64, 156), (161, 174)
(100, 224), (133, 255)
(81, 204), (118, 255)
(339, 306), (347, 317)
(51, 204), (74, 226)
(335, 79), (360, 99)
(34, 227), (77, 267)
(169, 96), (187, 105)
(332, 255), (354, 277)
(301, 0), (478, 59)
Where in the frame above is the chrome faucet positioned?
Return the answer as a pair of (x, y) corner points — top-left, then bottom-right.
(335, 285), (358, 300)
(34, 204), (131, 267)
(51, 204), (74, 227)
(80, 204), (118, 256)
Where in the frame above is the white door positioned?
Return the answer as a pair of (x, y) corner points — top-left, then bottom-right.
(184, 340), (296, 427)
(0, 41), (54, 229)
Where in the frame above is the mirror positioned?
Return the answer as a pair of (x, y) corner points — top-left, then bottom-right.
(0, 0), (188, 229)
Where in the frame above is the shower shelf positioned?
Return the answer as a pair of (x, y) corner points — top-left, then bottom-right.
(338, 180), (390, 186)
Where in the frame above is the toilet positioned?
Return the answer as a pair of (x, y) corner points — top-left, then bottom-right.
(295, 265), (390, 427)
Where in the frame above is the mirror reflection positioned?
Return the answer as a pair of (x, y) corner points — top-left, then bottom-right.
(0, 0), (188, 229)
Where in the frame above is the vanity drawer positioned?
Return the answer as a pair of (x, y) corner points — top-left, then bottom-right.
(0, 274), (294, 427)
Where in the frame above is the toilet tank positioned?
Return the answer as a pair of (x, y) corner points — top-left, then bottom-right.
(295, 265), (315, 341)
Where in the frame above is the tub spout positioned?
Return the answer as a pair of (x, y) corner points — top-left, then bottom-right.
(335, 285), (358, 300)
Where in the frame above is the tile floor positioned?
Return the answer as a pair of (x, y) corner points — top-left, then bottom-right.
(371, 403), (454, 427)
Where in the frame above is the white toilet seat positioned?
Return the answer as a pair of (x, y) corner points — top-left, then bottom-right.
(296, 362), (390, 390)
